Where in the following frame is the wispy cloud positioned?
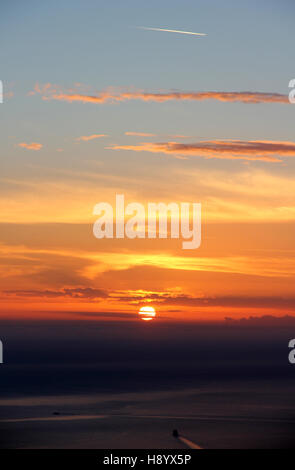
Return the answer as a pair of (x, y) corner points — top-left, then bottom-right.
(4, 287), (295, 312)
(17, 142), (43, 151)
(31, 83), (289, 105)
(76, 134), (108, 142)
(125, 132), (156, 137)
(1, 242), (294, 284)
(4, 287), (108, 300)
(108, 140), (295, 163)
(137, 26), (207, 37)
(4, 91), (14, 99)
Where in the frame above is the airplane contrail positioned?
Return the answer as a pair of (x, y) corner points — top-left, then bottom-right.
(138, 27), (207, 37)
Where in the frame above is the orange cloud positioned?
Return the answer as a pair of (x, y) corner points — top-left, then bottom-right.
(17, 142), (43, 151)
(4, 288), (295, 312)
(108, 140), (295, 162)
(125, 132), (156, 137)
(31, 83), (289, 105)
(113, 291), (295, 310)
(76, 134), (108, 142)
(4, 288), (108, 300)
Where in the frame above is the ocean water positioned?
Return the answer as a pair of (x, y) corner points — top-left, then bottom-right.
(0, 319), (295, 448)
(1, 383), (295, 449)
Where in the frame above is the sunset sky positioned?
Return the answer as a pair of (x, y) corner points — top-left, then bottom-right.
(1, 0), (295, 321)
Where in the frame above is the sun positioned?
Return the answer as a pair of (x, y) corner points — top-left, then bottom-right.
(138, 306), (156, 321)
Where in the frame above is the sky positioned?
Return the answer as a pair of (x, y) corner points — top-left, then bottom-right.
(0, 0), (295, 321)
